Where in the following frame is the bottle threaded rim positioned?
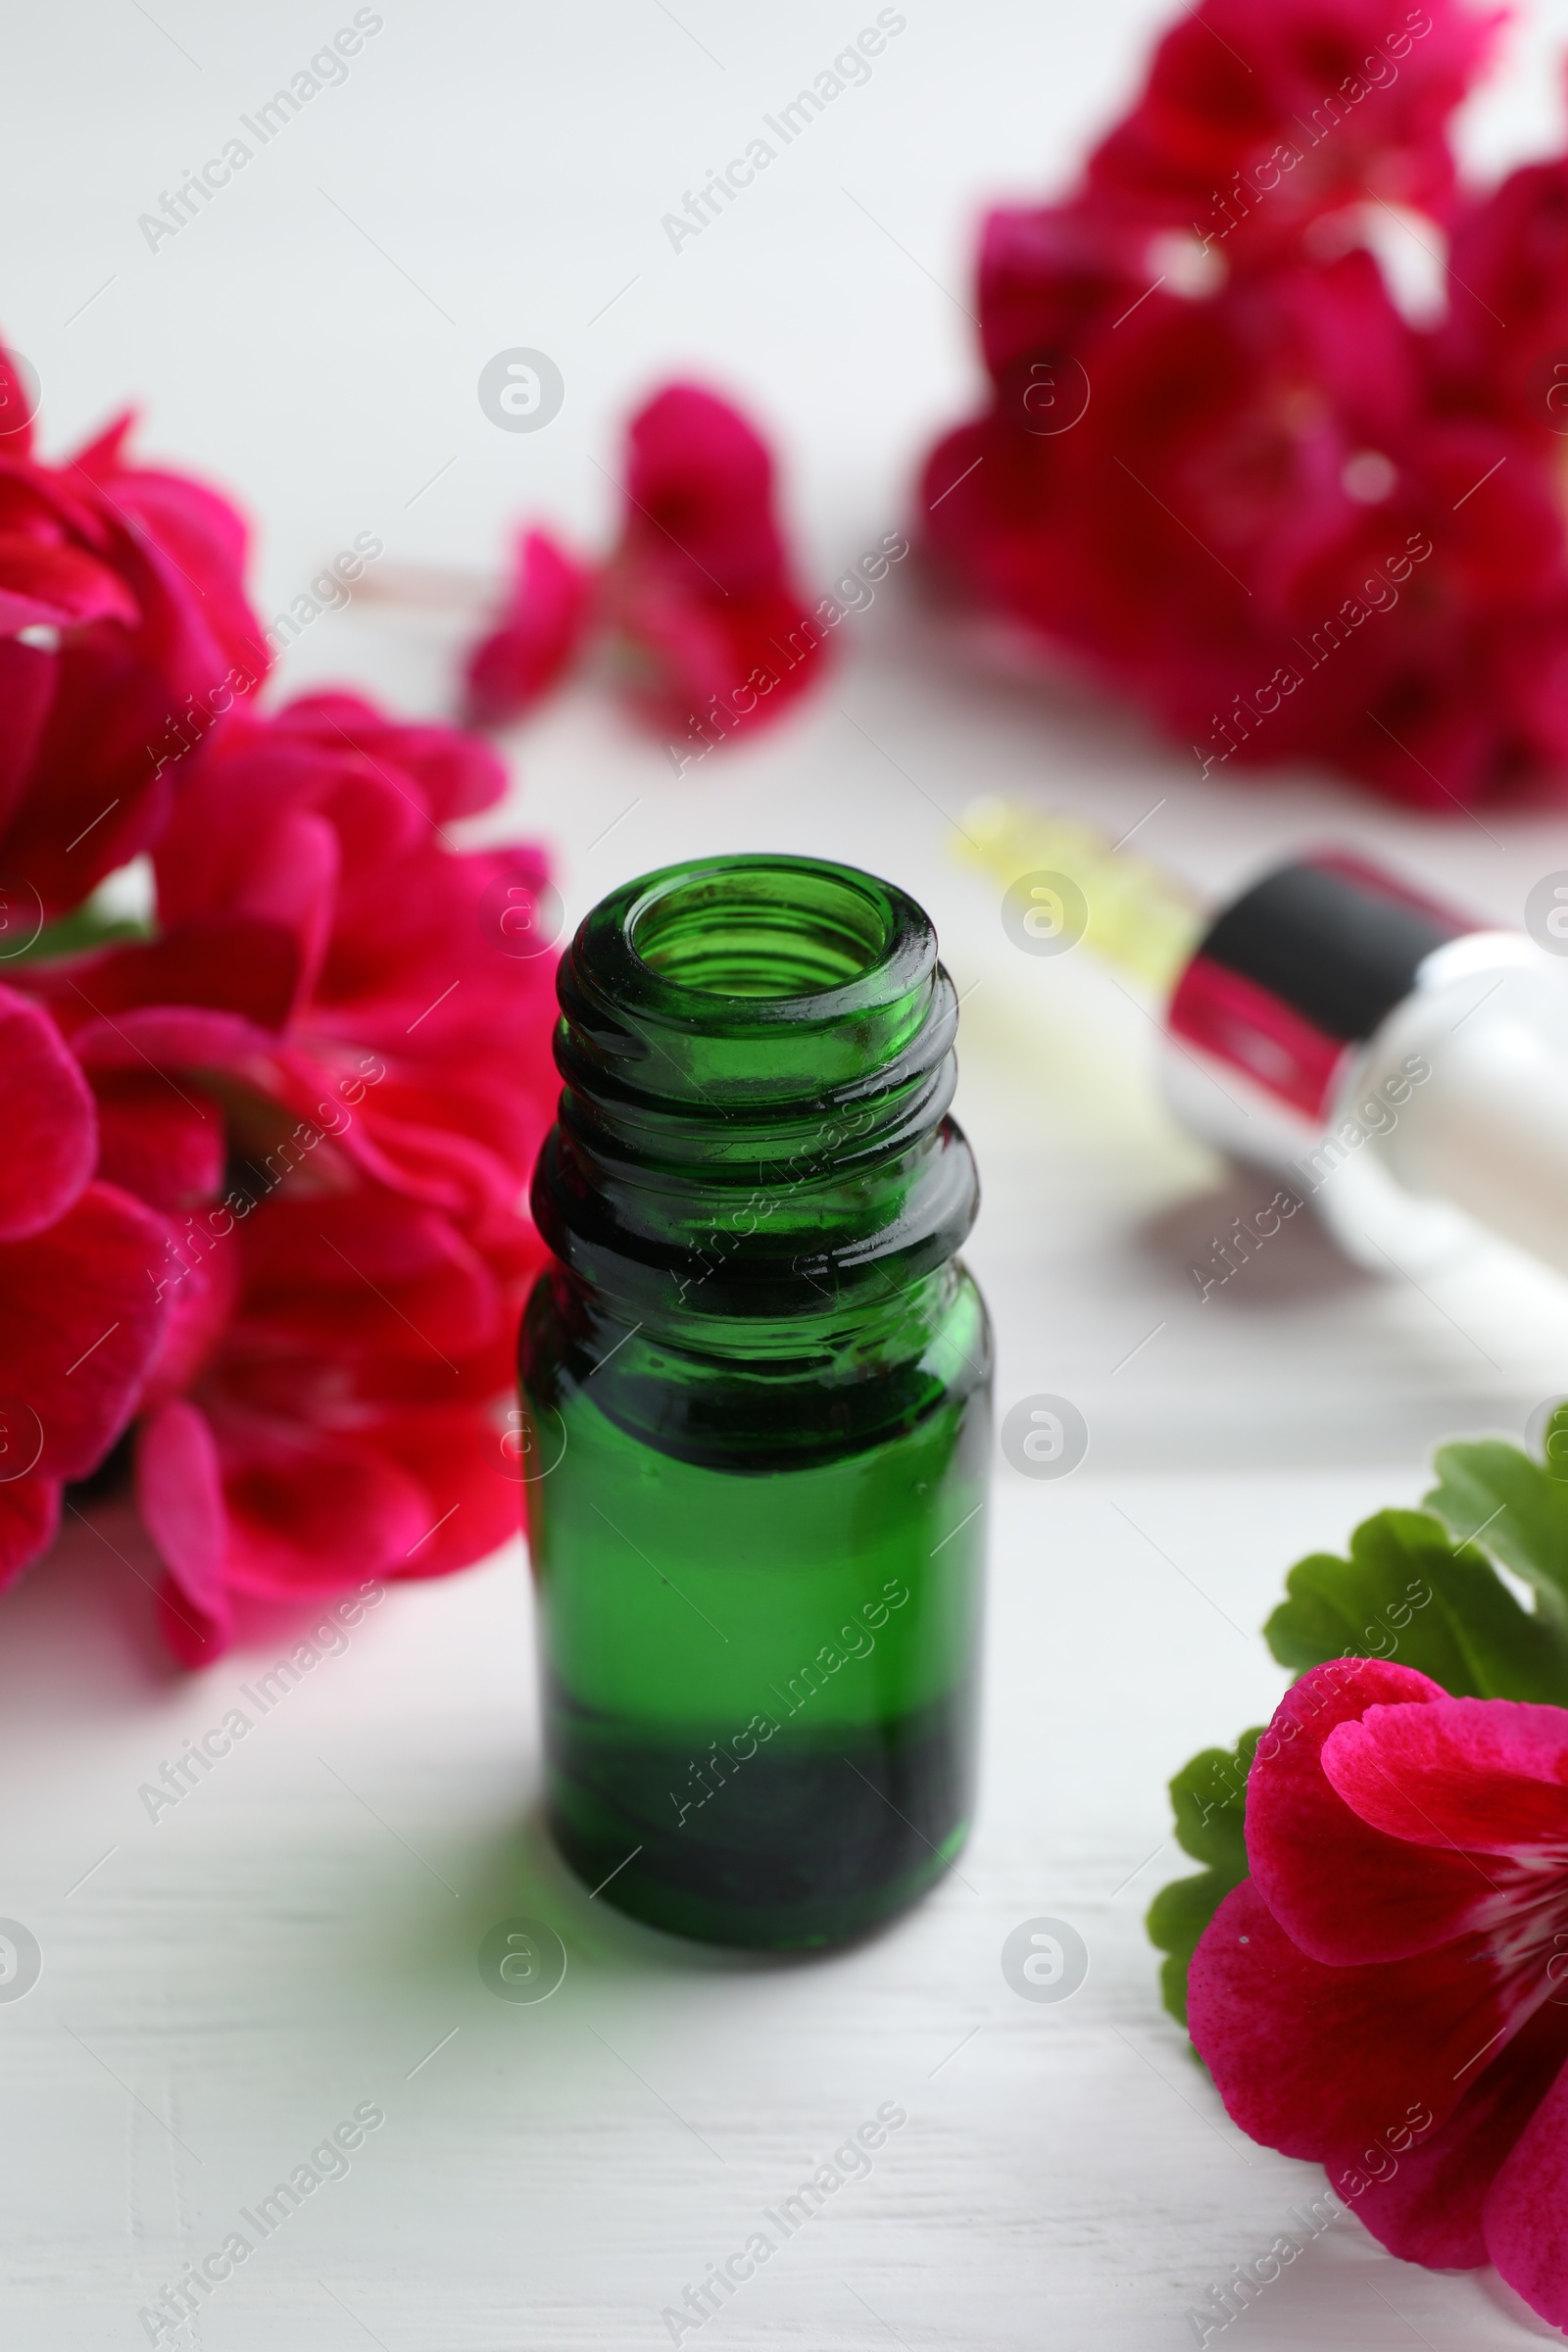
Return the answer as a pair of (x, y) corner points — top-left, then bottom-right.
(534, 854), (978, 1319)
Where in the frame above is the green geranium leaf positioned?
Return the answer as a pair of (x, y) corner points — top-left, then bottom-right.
(1147, 1729), (1260, 2027)
(1264, 1506), (1568, 1703)
(1426, 1409), (1568, 1630)
(7, 903), (152, 963)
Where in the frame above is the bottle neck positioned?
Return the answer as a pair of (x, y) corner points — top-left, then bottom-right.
(531, 855), (980, 1331)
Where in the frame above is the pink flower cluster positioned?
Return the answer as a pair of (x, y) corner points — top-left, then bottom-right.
(0, 350), (558, 1663)
(918, 0), (1568, 807)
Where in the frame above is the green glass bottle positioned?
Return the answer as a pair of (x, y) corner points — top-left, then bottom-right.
(519, 854), (991, 1949)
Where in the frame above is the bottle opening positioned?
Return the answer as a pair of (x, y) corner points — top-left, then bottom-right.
(628, 863), (890, 1001)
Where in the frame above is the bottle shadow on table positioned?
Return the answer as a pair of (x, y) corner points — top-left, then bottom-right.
(1136, 1162), (1376, 1310)
(234, 1801), (937, 2045)
(458, 1803), (943, 1989)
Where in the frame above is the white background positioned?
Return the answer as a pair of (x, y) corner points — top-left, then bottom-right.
(7, 1), (1568, 2344)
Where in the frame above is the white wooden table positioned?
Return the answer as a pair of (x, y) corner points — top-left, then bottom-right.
(8, 3), (1568, 2343)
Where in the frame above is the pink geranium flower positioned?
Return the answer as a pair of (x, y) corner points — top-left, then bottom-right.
(0, 983), (167, 1586)
(462, 381), (828, 758)
(916, 0), (1568, 806)
(926, 234), (1568, 803)
(0, 354), (265, 910)
(1190, 1658), (1568, 2328)
(22, 692), (559, 1662)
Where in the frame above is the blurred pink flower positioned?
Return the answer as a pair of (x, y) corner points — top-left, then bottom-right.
(463, 528), (593, 729)
(462, 382), (829, 759)
(0, 984), (167, 1590)
(24, 693), (559, 1661)
(0, 356), (267, 910)
(917, 0), (1568, 806)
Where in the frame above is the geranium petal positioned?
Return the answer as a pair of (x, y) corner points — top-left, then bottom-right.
(220, 1431), (429, 1598)
(0, 635), (57, 839)
(1189, 1878), (1521, 2162)
(0, 984), (97, 1240)
(463, 527), (595, 729)
(69, 1004), (279, 1072)
(1323, 1696), (1568, 1853)
(1246, 1658), (1492, 1963)
(240, 1193), (502, 1361)
(136, 1398), (233, 1665)
(1485, 2047), (1568, 2329)
(92, 1073), (224, 1213)
(0, 532), (138, 629)
(374, 1405), (522, 1578)
(1340, 2000), (1568, 2272)
(72, 918), (303, 1032)
(0, 1180), (168, 1478)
